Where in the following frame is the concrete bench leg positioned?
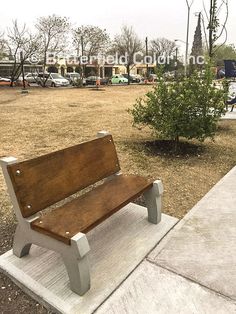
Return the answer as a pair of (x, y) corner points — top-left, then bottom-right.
(143, 180), (163, 224)
(63, 255), (90, 296)
(13, 226), (32, 258)
(61, 233), (91, 296)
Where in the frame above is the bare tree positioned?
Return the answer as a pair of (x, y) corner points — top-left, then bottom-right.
(35, 15), (70, 85)
(0, 31), (8, 60)
(203, 0), (229, 59)
(6, 20), (40, 86)
(112, 26), (142, 85)
(74, 25), (109, 57)
(151, 37), (176, 60)
(73, 25), (110, 77)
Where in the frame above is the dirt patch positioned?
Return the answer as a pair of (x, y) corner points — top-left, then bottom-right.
(0, 85), (236, 312)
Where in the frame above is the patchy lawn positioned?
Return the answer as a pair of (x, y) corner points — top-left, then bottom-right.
(0, 85), (236, 313)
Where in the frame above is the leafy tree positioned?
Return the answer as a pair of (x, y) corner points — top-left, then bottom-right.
(112, 26), (142, 85)
(212, 44), (236, 66)
(129, 67), (226, 150)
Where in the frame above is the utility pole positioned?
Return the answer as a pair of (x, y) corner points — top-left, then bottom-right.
(20, 51), (26, 90)
(175, 47), (178, 79)
(185, 0), (194, 76)
(145, 37), (149, 78)
(209, 0), (214, 59)
(81, 35), (85, 78)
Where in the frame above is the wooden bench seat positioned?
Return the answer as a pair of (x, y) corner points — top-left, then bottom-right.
(31, 174), (153, 245)
(0, 131), (163, 296)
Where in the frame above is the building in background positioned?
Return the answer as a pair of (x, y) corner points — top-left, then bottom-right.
(0, 57), (156, 78)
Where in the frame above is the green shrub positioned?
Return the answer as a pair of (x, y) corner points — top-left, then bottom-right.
(129, 68), (226, 148)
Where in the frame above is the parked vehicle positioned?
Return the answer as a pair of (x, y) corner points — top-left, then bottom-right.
(110, 75), (128, 84)
(17, 73), (38, 86)
(0, 77), (12, 86)
(148, 74), (158, 82)
(36, 73), (70, 87)
(163, 71), (175, 80)
(85, 76), (109, 85)
(122, 74), (141, 83)
(217, 68), (225, 79)
(18, 73), (38, 84)
(65, 73), (86, 86)
(15, 77), (30, 87)
(136, 74), (145, 82)
(24, 73), (38, 84)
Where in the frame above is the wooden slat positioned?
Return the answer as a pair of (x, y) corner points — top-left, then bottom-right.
(7, 135), (120, 217)
(31, 175), (153, 245)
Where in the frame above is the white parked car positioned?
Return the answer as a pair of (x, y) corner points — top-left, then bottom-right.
(17, 73), (38, 85)
(37, 73), (70, 87)
(65, 73), (86, 86)
(24, 73), (38, 84)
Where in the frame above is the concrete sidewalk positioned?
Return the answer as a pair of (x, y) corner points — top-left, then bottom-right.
(149, 166), (236, 300)
(1, 167), (236, 313)
(0, 204), (178, 314)
(221, 108), (236, 120)
(97, 167), (236, 314)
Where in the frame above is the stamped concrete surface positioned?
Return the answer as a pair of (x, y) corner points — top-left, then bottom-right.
(148, 166), (236, 301)
(96, 261), (236, 314)
(0, 203), (177, 314)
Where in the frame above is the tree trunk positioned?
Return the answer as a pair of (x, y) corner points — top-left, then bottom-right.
(20, 52), (26, 90)
(127, 64), (130, 85)
(174, 135), (179, 152)
(10, 60), (17, 87)
(42, 49), (48, 88)
(209, 0), (215, 60)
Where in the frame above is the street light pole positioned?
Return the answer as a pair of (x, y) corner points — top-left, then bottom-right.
(20, 51), (26, 90)
(145, 37), (149, 79)
(81, 35), (85, 78)
(175, 47), (178, 79)
(185, 0), (194, 76)
(174, 39), (186, 73)
(209, 0), (214, 59)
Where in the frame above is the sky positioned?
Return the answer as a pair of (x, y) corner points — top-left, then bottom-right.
(0, 0), (235, 54)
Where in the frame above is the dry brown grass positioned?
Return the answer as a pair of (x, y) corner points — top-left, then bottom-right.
(0, 85), (236, 224)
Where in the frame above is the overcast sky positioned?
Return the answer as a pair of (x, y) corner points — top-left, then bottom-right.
(0, 0), (235, 54)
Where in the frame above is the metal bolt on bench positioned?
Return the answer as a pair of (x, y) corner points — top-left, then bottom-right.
(0, 131), (163, 296)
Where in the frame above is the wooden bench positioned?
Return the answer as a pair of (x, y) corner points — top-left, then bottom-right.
(0, 131), (163, 296)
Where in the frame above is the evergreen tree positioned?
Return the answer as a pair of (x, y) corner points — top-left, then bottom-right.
(190, 13), (203, 71)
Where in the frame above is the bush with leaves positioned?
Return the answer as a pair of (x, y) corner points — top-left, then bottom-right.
(129, 68), (226, 148)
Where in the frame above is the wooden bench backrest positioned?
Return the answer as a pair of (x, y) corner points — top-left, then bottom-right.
(7, 135), (120, 218)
